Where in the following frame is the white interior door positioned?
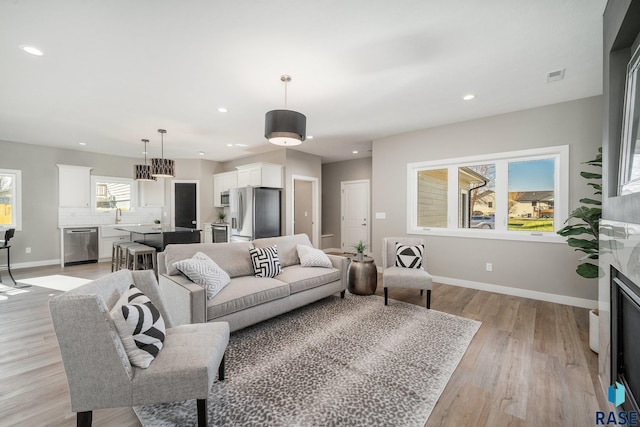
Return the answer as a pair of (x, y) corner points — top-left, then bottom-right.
(341, 180), (370, 253)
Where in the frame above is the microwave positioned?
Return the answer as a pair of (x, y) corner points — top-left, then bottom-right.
(220, 191), (230, 207)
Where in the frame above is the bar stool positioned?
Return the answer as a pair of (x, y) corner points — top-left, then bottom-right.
(128, 244), (157, 275)
(1, 228), (29, 288)
(112, 241), (137, 271)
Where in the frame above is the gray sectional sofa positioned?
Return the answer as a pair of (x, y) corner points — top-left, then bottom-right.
(158, 234), (348, 332)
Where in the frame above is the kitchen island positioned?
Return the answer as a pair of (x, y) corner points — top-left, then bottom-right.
(115, 225), (201, 251)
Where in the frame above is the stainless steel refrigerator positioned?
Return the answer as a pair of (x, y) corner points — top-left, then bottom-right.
(229, 187), (281, 241)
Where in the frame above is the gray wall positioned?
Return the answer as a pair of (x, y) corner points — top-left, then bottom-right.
(321, 158), (373, 249)
(372, 96), (603, 302)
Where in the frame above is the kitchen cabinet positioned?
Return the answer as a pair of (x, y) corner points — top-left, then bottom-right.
(213, 171), (237, 207)
(236, 162), (283, 188)
(57, 165), (92, 207)
(139, 178), (165, 207)
(98, 235), (129, 260)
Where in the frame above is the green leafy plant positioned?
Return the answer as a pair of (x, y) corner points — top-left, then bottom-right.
(352, 240), (368, 253)
(217, 211), (227, 222)
(557, 147), (602, 279)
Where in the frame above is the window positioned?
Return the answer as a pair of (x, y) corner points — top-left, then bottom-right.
(407, 146), (568, 242)
(0, 169), (22, 230)
(91, 176), (136, 212)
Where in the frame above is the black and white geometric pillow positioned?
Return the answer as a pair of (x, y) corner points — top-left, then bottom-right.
(111, 285), (166, 369)
(249, 245), (282, 278)
(395, 243), (424, 269)
(173, 252), (231, 299)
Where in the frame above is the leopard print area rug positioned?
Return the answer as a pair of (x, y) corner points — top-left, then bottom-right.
(134, 293), (481, 426)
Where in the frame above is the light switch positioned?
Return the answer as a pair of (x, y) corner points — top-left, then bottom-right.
(375, 212), (386, 219)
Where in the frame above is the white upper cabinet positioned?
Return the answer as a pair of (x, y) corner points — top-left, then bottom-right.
(57, 165), (92, 207)
(236, 162), (283, 188)
(213, 171), (238, 207)
(139, 178), (165, 207)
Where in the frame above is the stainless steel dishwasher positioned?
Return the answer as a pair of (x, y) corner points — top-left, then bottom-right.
(63, 227), (99, 266)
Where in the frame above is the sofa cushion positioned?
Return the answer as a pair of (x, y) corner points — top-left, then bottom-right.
(275, 264), (341, 294)
(253, 234), (312, 267)
(206, 276), (290, 320)
(249, 245), (282, 278)
(111, 285), (166, 369)
(296, 244), (332, 268)
(173, 252), (231, 299)
(164, 242), (254, 278)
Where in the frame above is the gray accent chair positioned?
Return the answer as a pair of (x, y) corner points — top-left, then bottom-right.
(49, 269), (229, 427)
(382, 237), (433, 308)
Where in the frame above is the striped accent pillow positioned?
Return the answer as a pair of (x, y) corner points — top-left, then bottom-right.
(395, 243), (424, 269)
(111, 285), (166, 369)
(173, 252), (231, 300)
(249, 245), (282, 278)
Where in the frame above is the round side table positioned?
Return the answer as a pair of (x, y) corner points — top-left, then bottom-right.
(347, 256), (378, 295)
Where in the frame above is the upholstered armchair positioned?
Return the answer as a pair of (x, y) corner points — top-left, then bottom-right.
(49, 269), (229, 427)
(381, 237), (433, 308)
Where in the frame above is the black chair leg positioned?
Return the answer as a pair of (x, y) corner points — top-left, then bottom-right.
(197, 399), (208, 427)
(384, 288), (389, 305)
(77, 411), (92, 427)
(426, 290), (432, 309)
(340, 290), (346, 298)
(420, 289), (424, 296)
(218, 354), (225, 381)
(4, 248), (29, 288)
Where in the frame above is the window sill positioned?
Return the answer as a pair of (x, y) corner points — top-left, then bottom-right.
(407, 227), (566, 244)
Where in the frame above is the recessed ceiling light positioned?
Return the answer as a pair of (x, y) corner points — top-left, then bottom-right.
(307, 135), (314, 140)
(462, 94), (475, 101)
(352, 150), (359, 154)
(78, 142), (87, 146)
(20, 45), (43, 56)
(142, 151), (148, 155)
(198, 151), (205, 156)
(235, 144), (248, 147)
(218, 107), (228, 113)
(226, 144), (233, 147)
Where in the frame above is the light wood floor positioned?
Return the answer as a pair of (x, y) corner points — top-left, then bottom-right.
(0, 262), (607, 426)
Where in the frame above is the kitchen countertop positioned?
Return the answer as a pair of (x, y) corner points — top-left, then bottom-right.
(115, 225), (201, 234)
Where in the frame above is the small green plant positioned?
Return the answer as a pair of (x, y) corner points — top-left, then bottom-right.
(217, 211), (227, 223)
(352, 240), (368, 253)
(557, 147), (602, 279)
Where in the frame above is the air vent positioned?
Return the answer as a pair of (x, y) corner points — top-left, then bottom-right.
(547, 68), (565, 83)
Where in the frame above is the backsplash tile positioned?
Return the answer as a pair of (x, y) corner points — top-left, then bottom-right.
(58, 207), (162, 227)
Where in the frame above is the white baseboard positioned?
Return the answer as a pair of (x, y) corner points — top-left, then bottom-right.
(11, 259), (61, 270)
(431, 275), (597, 309)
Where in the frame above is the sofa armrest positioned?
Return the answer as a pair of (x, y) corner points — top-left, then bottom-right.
(158, 274), (207, 325)
(327, 254), (349, 290)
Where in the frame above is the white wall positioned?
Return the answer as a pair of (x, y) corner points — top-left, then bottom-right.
(372, 96), (603, 305)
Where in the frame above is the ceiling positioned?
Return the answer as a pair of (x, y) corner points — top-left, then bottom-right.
(0, 0), (607, 164)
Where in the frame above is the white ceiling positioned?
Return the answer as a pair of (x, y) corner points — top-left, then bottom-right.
(0, 0), (606, 164)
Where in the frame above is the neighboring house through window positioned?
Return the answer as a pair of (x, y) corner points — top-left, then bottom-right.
(407, 145), (568, 242)
(0, 168), (22, 231)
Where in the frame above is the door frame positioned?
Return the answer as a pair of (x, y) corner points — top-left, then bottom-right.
(290, 175), (319, 247)
(340, 179), (370, 253)
(171, 180), (200, 228)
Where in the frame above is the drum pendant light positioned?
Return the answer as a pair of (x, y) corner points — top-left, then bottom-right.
(265, 75), (306, 146)
(133, 139), (157, 181)
(150, 129), (175, 177)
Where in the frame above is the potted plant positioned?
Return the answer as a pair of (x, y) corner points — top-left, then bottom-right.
(217, 211), (227, 224)
(557, 147), (602, 353)
(352, 240), (368, 261)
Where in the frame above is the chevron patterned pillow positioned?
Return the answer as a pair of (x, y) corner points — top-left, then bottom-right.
(173, 252), (231, 299)
(249, 245), (282, 278)
(110, 285), (166, 369)
(395, 243), (424, 269)
(296, 244), (332, 268)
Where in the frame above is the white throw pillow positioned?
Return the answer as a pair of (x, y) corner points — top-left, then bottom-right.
(110, 285), (166, 369)
(395, 243), (424, 269)
(249, 245), (282, 278)
(173, 252), (231, 299)
(296, 244), (332, 268)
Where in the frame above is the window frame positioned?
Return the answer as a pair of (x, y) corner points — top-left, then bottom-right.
(0, 168), (22, 231)
(90, 175), (137, 213)
(407, 145), (569, 243)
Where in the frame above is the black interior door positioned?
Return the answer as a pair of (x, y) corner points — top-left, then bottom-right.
(175, 183), (197, 229)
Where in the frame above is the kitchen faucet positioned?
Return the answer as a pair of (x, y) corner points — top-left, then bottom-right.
(115, 208), (122, 224)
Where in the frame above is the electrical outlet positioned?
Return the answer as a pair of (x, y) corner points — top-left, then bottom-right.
(25, 247), (31, 254)
(486, 263), (492, 272)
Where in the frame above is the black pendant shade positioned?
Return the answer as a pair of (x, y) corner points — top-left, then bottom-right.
(265, 109), (306, 146)
(150, 129), (175, 177)
(134, 139), (157, 181)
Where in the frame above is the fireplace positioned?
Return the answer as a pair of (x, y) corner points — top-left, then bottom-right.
(611, 266), (640, 412)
